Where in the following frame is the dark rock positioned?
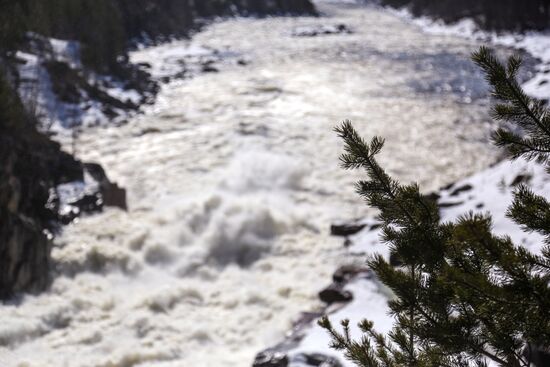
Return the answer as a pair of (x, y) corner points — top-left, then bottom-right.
(174, 70), (188, 79)
(253, 349), (289, 367)
(83, 163), (127, 211)
(319, 283), (353, 304)
(83, 163), (107, 187)
(56, 163), (127, 224)
(369, 222), (382, 231)
(292, 24), (352, 37)
(103, 183), (127, 210)
(69, 193), (102, 213)
(136, 127), (162, 136)
(426, 192), (440, 202)
(438, 201), (463, 208)
(449, 184), (473, 196)
(0, 208), (52, 299)
(510, 173), (532, 186)
(293, 353), (343, 367)
(201, 64), (219, 73)
(332, 265), (369, 283)
(330, 222), (366, 236)
(0, 74), (85, 299)
(137, 62), (152, 69)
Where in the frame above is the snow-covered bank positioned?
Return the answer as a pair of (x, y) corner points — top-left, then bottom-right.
(12, 33), (155, 137)
(387, 7), (550, 100)
(274, 5), (550, 367)
(282, 158), (550, 367)
(0, 2), (517, 366)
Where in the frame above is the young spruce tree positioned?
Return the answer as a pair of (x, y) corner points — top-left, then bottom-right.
(319, 47), (550, 367)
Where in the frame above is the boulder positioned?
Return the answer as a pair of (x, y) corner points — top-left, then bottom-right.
(293, 353), (343, 367)
(332, 265), (369, 283)
(84, 163), (127, 210)
(253, 350), (289, 367)
(449, 183), (473, 196)
(103, 183), (127, 210)
(319, 283), (353, 304)
(330, 222), (366, 237)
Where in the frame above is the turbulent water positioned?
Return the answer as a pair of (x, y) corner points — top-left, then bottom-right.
(1, 2), (506, 366)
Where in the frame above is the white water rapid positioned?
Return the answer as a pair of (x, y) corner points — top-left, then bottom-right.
(1, 2), (507, 366)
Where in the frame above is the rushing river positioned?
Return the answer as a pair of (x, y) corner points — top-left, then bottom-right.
(1, 1), (507, 366)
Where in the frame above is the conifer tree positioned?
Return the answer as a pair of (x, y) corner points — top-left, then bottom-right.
(319, 47), (550, 367)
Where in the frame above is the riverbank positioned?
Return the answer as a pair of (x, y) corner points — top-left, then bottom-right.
(0, 1), (534, 366)
(260, 3), (550, 366)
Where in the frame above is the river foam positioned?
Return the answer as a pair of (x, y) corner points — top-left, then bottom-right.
(1, 1), (506, 366)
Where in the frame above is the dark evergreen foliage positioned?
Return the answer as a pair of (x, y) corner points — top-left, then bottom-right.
(320, 48), (550, 366)
(380, 0), (550, 32)
(0, 0), (315, 73)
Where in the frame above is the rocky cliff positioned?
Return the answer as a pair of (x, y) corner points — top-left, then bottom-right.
(0, 73), (83, 299)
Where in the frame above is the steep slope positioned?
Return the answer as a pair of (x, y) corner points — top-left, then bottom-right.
(380, 0), (550, 31)
(0, 73), (83, 299)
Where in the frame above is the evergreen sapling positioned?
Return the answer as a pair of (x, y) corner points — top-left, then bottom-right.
(319, 47), (550, 367)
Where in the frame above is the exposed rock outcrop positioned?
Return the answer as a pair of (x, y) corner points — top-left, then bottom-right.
(0, 74), (123, 299)
(0, 79), (76, 298)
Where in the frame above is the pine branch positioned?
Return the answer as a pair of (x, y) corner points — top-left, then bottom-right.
(472, 46), (550, 164)
(323, 47), (549, 367)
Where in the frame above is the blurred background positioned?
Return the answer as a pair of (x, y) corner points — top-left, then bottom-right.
(1, 1), (549, 366)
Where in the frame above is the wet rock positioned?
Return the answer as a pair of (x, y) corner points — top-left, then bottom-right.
(202, 64), (219, 73)
(332, 265), (369, 283)
(330, 222), (366, 236)
(253, 349), (289, 367)
(318, 283), (353, 304)
(293, 353), (343, 367)
(0, 76), (87, 298)
(292, 24), (352, 37)
(84, 163), (127, 210)
(369, 222), (382, 231)
(69, 193), (103, 213)
(135, 127), (162, 137)
(102, 183), (127, 211)
(57, 163), (127, 224)
(450, 184), (473, 196)
(343, 238), (352, 248)
(426, 192), (440, 202)
(438, 201), (463, 208)
(510, 173), (532, 186)
(137, 62), (152, 69)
